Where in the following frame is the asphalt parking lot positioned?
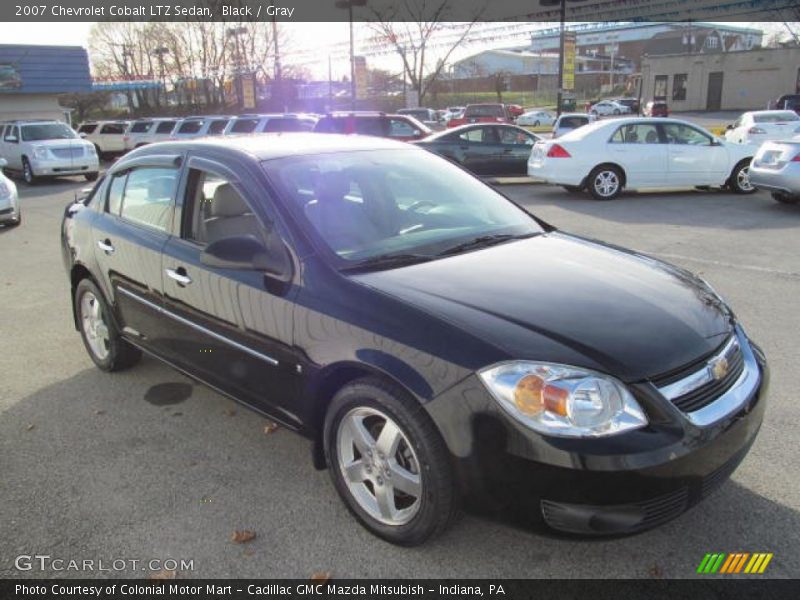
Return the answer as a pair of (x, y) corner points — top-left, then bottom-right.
(1, 173), (798, 579)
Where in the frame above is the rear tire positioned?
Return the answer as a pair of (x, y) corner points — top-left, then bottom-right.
(22, 157), (36, 185)
(772, 192), (800, 204)
(728, 160), (756, 194)
(324, 377), (459, 546)
(587, 165), (623, 200)
(75, 278), (141, 372)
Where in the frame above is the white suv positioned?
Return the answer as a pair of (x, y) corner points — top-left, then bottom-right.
(0, 120), (99, 184)
(76, 120), (130, 157)
(123, 118), (180, 150)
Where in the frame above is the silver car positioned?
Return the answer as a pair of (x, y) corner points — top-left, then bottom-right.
(749, 138), (800, 204)
(0, 158), (20, 226)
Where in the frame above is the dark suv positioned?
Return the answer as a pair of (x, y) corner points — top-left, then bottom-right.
(313, 112), (431, 141)
(62, 134), (767, 545)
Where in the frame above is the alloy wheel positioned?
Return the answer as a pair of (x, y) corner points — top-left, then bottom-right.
(336, 406), (422, 526)
(736, 165), (753, 192)
(594, 170), (620, 198)
(80, 291), (110, 360)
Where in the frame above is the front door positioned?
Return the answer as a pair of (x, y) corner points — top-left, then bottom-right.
(707, 72), (724, 111)
(158, 157), (302, 427)
(661, 122), (728, 186)
(495, 126), (537, 176)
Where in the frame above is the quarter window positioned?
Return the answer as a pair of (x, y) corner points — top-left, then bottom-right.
(119, 167), (178, 231)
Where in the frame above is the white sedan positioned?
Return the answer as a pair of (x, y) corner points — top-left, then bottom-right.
(0, 158), (20, 227)
(589, 100), (631, 117)
(528, 117), (757, 200)
(516, 110), (555, 127)
(724, 110), (800, 145)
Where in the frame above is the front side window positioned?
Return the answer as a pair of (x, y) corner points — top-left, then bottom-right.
(119, 167), (178, 231)
(263, 149), (542, 263)
(21, 123), (77, 141)
(155, 121), (176, 134)
(610, 123), (661, 144)
(183, 169), (262, 245)
(498, 127), (534, 145)
(672, 74), (688, 101)
(663, 123), (712, 146)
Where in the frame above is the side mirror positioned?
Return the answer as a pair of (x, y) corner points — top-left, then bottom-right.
(200, 234), (292, 279)
(0, 158), (7, 168)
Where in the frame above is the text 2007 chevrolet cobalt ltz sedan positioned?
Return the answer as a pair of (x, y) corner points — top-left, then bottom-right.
(61, 134), (768, 545)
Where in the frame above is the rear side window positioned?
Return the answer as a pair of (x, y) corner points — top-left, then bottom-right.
(207, 119), (228, 135)
(78, 124), (98, 134)
(178, 120), (204, 134)
(231, 118), (259, 133)
(119, 167), (178, 231)
(100, 123), (126, 134)
(130, 121), (152, 133)
(354, 117), (388, 136)
(156, 121), (176, 134)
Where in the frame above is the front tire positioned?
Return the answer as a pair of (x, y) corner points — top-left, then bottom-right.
(728, 160), (756, 194)
(324, 378), (459, 546)
(588, 165), (623, 200)
(772, 191), (800, 204)
(75, 278), (141, 372)
(22, 157), (36, 185)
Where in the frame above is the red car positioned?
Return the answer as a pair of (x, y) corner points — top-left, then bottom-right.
(447, 103), (512, 127)
(643, 100), (669, 117)
(313, 112), (431, 141)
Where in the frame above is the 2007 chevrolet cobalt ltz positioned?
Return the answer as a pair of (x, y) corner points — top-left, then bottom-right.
(61, 134), (768, 545)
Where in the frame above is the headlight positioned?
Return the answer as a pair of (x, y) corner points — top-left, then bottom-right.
(86, 144), (97, 155)
(32, 146), (49, 160)
(478, 362), (647, 437)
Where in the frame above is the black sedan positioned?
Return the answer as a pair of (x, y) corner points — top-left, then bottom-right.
(62, 134), (767, 545)
(414, 123), (541, 176)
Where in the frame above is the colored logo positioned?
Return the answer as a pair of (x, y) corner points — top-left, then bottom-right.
(697, 552), (773, 574)
(709, 355), (730, 381)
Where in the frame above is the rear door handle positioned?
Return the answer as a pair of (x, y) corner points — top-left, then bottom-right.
(166, 267), (192, 286)
(97, 239), (114, 254)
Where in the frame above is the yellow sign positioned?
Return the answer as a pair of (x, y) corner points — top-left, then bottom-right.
(241, 74), (256, 110)
(562, 31), (576, 92)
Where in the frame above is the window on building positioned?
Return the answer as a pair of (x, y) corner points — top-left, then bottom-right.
(706, 36), (718, 49)
(654, 75), (668, 99)
(672, 74), (688, 101)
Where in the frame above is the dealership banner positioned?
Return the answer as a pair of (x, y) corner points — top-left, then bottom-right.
(3, 579), (800, 600)
(2, 0), (799, 22)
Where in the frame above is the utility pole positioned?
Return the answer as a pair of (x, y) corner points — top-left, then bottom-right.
(556, 0), (566, 117)
(272, 17), (284, 111)
(335, 0), (367, 111)
(152, 46), (169, 107)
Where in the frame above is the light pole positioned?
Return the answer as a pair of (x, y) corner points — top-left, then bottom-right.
(272, 17), (284, 111)
(335, 0), (367, 110)
(151, 46), (169, 107)
(227, 26), (248, 108)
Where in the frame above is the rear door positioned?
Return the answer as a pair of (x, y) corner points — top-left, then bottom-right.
(99, 122), (127, 152)
(158, 155), (302, 426)
(451, 126), (501, 175)
(607, 121), (668, 187)
(90, 154), (182, 351)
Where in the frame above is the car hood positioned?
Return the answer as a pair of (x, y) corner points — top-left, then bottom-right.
(32, 138), (90, 148)
(352, 233), (733, 382)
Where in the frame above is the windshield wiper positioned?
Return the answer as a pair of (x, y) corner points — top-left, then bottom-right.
(341, 253), (435, 272)
(436, 232), (537, 256)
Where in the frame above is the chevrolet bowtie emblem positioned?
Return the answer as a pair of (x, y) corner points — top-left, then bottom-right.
(709, 356), (730, 381)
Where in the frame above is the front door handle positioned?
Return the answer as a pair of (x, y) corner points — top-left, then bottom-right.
(166, 267), (192, 286)
(97, 239), (114, 254)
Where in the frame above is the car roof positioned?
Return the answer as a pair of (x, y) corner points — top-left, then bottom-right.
(126, 133), (412, 161)
(423, 122), (524, 140)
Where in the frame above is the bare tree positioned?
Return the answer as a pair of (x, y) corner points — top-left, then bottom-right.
(368, 0), (484, 104)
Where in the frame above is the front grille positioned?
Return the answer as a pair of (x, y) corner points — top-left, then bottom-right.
(50, 147), (83, 159)
(672, 345), (744, 413)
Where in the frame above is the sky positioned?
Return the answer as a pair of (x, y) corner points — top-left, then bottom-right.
(2, 21), (792, 81)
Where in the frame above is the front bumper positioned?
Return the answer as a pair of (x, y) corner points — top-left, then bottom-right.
(425, 331), (768, 535)
(31, 157), (99, 177)
(0, 195), (19, 223)
(749, 163), (800, 196)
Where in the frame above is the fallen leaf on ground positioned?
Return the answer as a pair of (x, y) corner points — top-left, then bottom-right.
(231, 530), (256, 544)
(311, 572), (331, 583)
(223, 408), (236, 417)
(95, 409), (106, 415)
(25, 424), (35, 431)
(149, 569), (176, 580)
(264, 422), (279, 434)
(172, 411), (183, 417)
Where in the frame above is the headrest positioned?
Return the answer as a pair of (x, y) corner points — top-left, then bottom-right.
(314, 171), (350, 204)
(211, 183), (248, 217)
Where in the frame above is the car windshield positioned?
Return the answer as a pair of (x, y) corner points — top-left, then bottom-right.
(754, 112), (799, 123)
(263, 148), (542, 264)
(21, 123), (77, 141)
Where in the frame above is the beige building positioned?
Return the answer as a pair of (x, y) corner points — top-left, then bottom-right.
(641, 47), (800, 111)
